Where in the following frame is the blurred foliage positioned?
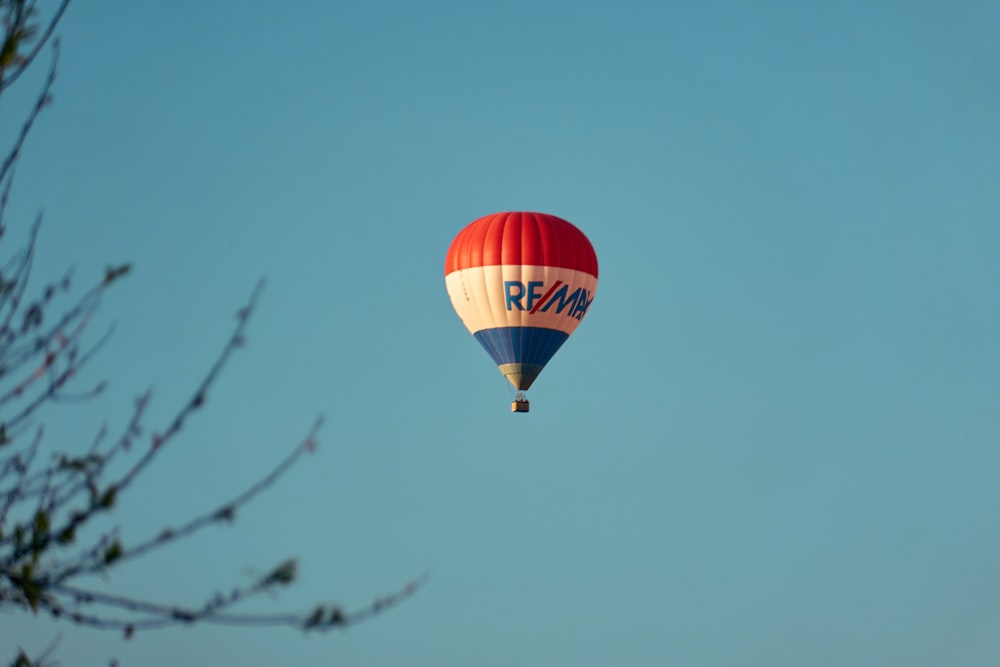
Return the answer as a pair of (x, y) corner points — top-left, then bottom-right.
(0, 3), (421, 666)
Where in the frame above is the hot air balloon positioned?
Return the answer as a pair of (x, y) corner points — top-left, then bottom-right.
(444, 212), (599, 412)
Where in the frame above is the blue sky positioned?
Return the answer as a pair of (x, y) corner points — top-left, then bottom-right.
(3, 0), (999, 664)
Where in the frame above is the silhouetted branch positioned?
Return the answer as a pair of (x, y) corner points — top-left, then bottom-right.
(8, 633), (60, 667)
(106, 415), (323, 570)
(115, 279), (265, 501)
(40, 571), (428, 634)
(0, 0), (71, 93)
(2, 3), (419, 663)
(0, 38), (58, 186)
(1, 278), (421, 648)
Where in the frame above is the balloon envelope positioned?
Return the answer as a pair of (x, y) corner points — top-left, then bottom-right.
(444, 211), (599, 390)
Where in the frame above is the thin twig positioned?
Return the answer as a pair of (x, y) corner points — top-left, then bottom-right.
(109, 416), (323, 569)
(0, 39), (58, 184)
(0, 0), (71, 93)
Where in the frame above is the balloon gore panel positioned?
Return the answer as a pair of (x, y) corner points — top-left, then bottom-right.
(445, 212), (598, 392)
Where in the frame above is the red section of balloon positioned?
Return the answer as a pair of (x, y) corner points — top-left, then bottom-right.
(444, 211), (599, 277)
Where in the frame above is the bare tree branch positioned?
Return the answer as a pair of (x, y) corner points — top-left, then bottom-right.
(0, 0), (71, 93)
(1, 4), (420, 663)
(0, 38), (58, 186)
(103, 415), (324, 571)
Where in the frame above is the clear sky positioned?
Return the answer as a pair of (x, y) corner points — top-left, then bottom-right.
(3, 0), (999, 665)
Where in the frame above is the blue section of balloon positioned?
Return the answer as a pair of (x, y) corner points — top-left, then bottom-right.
(473, 327), (570, 368)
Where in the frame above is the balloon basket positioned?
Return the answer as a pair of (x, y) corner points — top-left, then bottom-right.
(511, 394), (530, 413)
